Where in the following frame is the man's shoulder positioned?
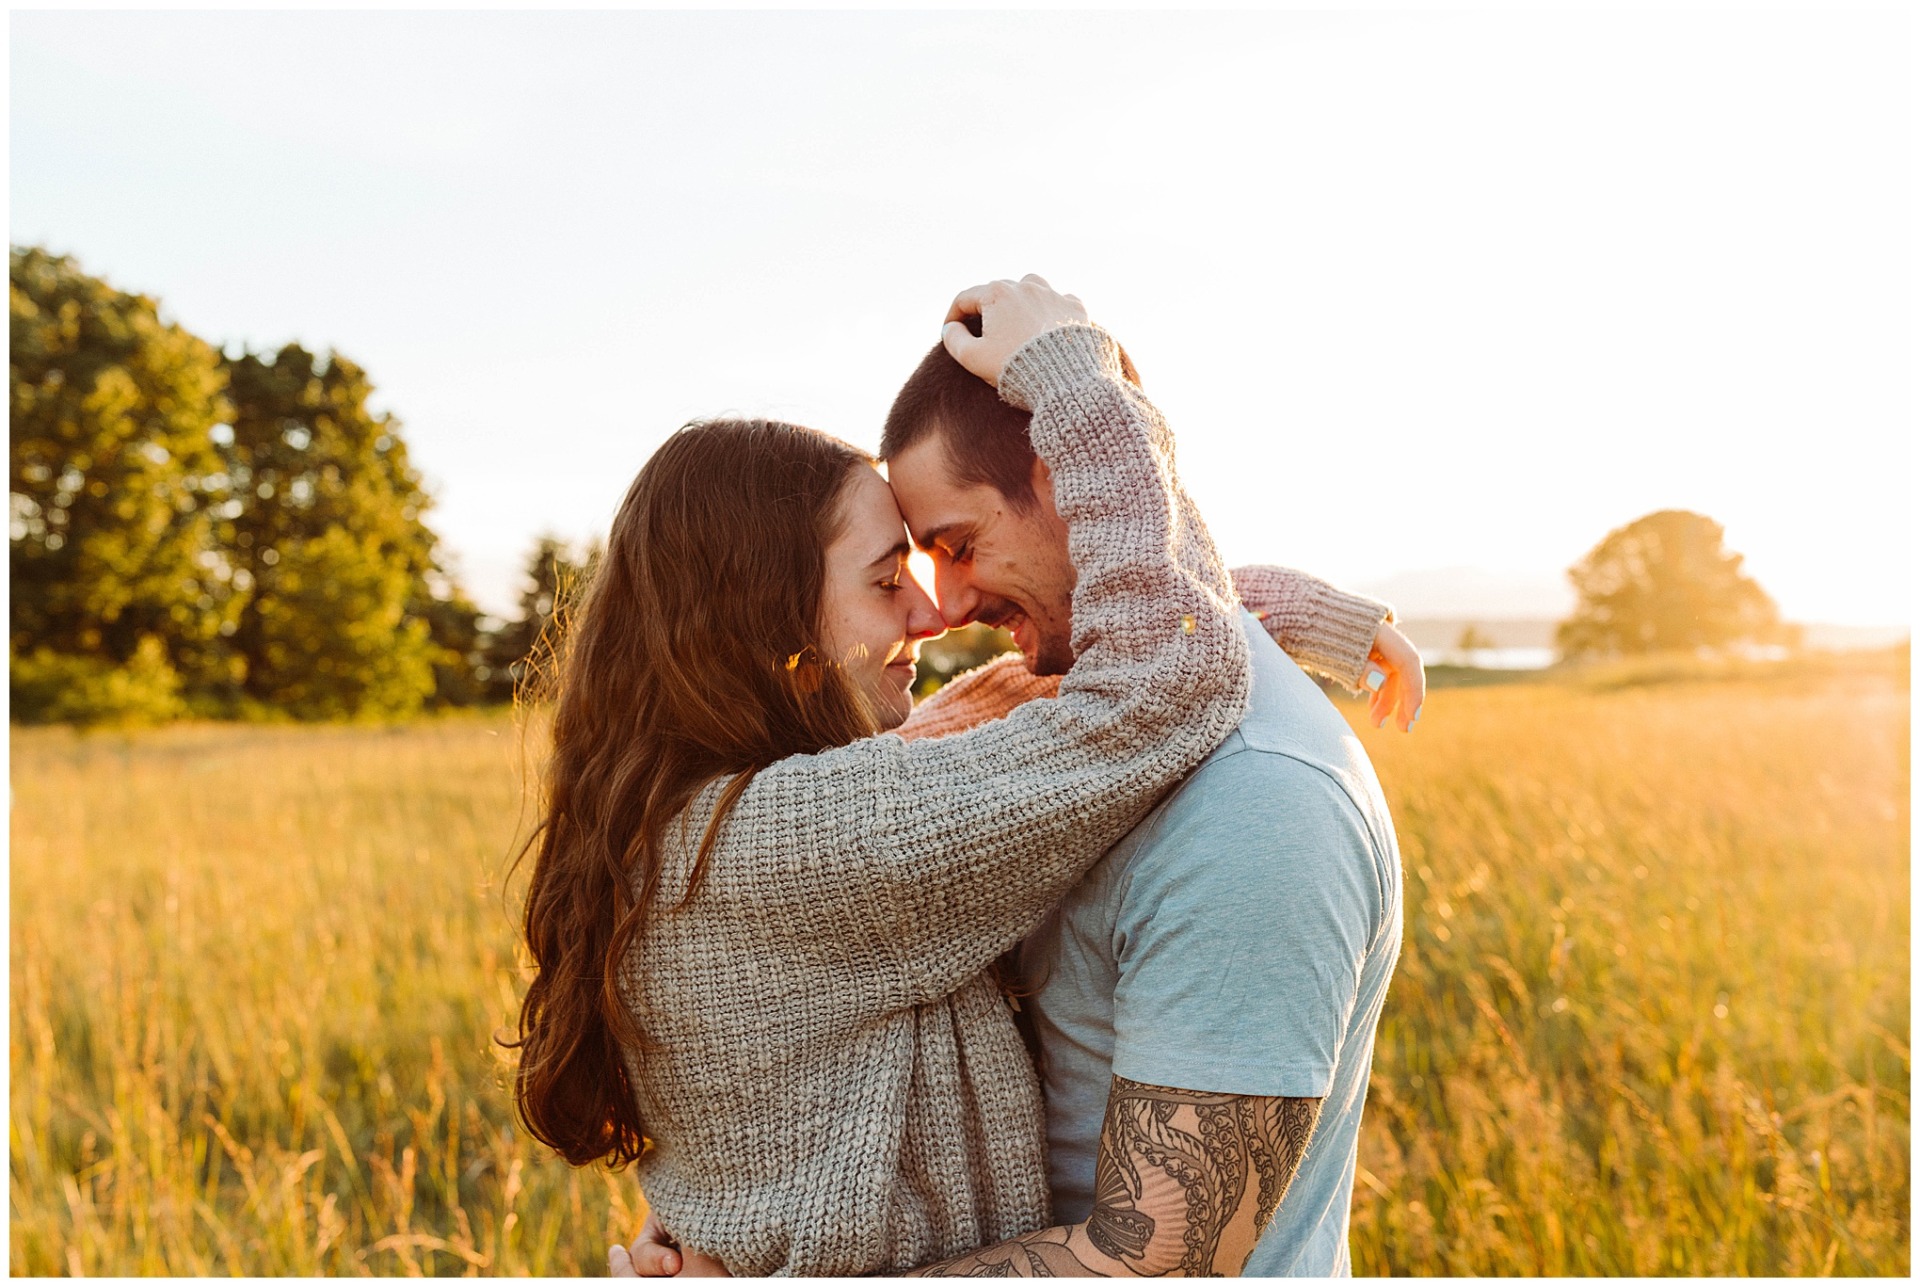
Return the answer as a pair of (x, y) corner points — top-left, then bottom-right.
(1063, 622), (1396, 916)
(1168, 634), (1378, 837)
(1233, 619), (1366, 760)
(1132, 736), (1376, 878)
(1105, 642), (1394, 906)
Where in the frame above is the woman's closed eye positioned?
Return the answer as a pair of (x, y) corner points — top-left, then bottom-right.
(878, 554), (911, 593)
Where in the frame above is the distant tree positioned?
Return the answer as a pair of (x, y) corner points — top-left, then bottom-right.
(1556, 510), (1783, 659)
(483, 535), (601, 703)
(416, 577), (491, 708)
(9, 247), (238, 720)
(221, 345), (447, 718)
(1455, 623), (1496, 654)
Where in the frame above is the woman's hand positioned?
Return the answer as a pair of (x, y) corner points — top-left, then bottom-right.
(608, 1211), (731, 1277)
(1364, 621), (1425, 733)
(941, 274), (1089, 387)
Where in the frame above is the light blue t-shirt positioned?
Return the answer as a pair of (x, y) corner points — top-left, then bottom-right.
(1017, 612), (1403, 1276)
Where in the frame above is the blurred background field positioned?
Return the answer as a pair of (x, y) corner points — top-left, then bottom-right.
(8, 652), (1908, 1276)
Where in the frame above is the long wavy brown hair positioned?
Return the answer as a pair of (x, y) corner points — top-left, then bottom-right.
(510, 419), (880, 1167)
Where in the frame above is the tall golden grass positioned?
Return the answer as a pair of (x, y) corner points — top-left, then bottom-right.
(9, 658), (1909, 1275)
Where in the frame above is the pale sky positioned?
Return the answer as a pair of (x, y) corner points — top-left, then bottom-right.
(10, 7), (1912, 625)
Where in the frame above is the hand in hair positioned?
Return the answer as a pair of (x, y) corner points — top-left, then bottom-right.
(941, 274), (1088, 387)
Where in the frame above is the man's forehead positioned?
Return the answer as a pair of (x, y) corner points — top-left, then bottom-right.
(883, 435), (981, 544)
(881, 431), (957, 490)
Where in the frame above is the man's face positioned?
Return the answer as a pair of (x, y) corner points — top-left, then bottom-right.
(884, 430), (1078, 676)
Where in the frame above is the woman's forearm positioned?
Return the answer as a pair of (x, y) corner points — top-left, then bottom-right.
(1230, 564), (1390, 691)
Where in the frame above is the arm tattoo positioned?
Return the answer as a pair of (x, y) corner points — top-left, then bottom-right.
(913, 1225), (1102, 1277)
(1090, 1077), (1321, 1275)
(911, 1079), (1321, 1278)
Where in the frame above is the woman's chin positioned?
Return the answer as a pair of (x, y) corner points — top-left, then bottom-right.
(857, 674), (907, 729)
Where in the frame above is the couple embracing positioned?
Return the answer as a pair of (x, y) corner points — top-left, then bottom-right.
(514, 277), (1420, 1277)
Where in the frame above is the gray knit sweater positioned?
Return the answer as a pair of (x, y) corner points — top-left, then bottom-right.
(617, 325), (1286, 1275)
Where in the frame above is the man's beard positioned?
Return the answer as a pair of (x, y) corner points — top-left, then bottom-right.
(979, 595), (1074, 677)
(1023, 635), (1075, 677)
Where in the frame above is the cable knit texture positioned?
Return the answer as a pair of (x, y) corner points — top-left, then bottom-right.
(1231, 565), (1388, 693)
(900, 569), (1390, 743)
(617, 322), (1251, 1276)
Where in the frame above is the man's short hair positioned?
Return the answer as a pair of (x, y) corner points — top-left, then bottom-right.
(879, 314), (1140, 512)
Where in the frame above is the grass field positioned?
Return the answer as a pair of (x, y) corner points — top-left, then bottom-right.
(9, 655), (1910, 1275)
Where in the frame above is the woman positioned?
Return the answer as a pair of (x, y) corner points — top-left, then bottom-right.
(514, 280), (1416, 1275)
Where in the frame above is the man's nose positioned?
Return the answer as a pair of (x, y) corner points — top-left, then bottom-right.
(934, 560), (980, 629)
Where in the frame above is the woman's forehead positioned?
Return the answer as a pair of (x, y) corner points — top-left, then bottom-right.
(832, 465), (908, 560)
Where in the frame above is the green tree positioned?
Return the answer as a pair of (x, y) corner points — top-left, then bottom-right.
(10, 247), (496, 723)
(417, 577), (492, 709)
(1556, 510), (1783, 659)
(221, 345), (448, 719)
(482, 535), (600, 703)
(9, 246), (239, 720)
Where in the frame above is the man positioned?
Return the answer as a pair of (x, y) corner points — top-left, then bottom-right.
(617, 277), (1415, 1276)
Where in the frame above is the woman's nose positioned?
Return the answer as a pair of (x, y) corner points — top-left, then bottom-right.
(905, 574), (946, 641)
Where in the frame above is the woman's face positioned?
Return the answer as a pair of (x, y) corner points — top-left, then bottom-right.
(818, 465), (945, 729)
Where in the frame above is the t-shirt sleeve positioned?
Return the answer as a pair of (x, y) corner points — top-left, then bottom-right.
(1108, 751), (1384, 1099)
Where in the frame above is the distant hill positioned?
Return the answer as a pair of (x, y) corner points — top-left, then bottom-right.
(1357, 566), (1574, 621)
(1798, 623), (1911, 651)
(1397, 617), (1908, 658)
(1365, 568), (1907, 656)
(1398, 618), (1556, 651)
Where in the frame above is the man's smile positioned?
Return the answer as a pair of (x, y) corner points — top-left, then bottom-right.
(975, 599), (1024, 631)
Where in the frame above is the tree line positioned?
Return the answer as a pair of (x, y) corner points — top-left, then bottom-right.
(9, 246), (591, 723)
(12, 246), (1800, 725)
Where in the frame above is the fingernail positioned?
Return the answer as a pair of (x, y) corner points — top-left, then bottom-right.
(1365, 668), (1386, 692)
(1413, 704), (1422, 723)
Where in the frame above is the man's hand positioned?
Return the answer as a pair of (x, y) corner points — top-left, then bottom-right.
(608, 1211), (730, 1278)
(942, 274), (1089, 387)
(1364, 620), (1425, 733)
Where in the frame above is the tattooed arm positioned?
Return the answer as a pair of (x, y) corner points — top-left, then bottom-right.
(906, 1077), (1322, 1278)
(611, 1079), (1324, 1278)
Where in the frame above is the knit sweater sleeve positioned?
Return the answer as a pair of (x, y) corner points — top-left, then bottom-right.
(896, 653), (1059, 742)
(1230, 564), (1392, 692)
(896, 566), (1390, 739)
(681, 323), (1251, 1008)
